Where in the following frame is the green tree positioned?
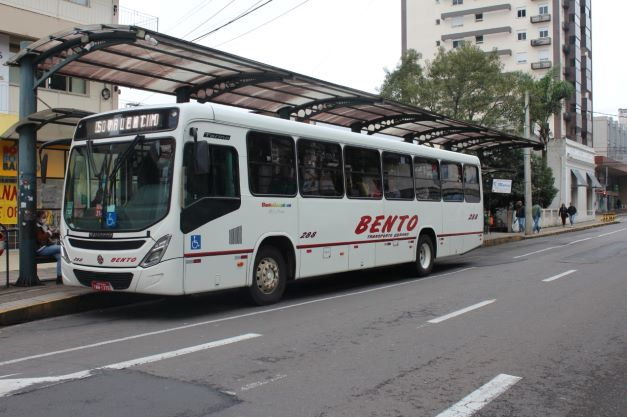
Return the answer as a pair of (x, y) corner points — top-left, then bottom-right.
(525, 67), (574, 160)
(380, 44), (526, 132)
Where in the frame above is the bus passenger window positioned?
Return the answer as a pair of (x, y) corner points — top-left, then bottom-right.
(441, 162), (463, 202)
(464, 164), (481, 203)
(383, 152), (414, 200)
(183, 143), (239, 207)
(297, 139), (343, 197)
(414, 157), (441, 201)
(247, 131), (297, 196)
(344, 146), (382, 199)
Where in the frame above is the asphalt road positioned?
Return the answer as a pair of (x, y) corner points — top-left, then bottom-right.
(1, 223), (626, 417)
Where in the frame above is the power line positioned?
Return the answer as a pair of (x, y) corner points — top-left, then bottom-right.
(214, 0), (311, 47)
(164, 0), (217, 35)
(191, 0), (275, 42)
(180, 0), (238, 40)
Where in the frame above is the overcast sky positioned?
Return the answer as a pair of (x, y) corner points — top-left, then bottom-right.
(120, 0), (622, 119)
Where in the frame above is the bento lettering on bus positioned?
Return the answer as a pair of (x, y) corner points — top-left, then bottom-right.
(354, 215), (419, 235)
(94, 113), (160, 134)
(110, 257), (137, 263)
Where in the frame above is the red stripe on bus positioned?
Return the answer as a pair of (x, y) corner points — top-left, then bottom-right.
(184, 249), (254, 258)
(437, 231), (483, 238)
(297, 236), (415, 250)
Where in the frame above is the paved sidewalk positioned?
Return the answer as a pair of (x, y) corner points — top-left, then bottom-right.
(1, 216), (621, 326)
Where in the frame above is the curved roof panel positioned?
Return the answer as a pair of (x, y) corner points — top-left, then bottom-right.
(8, 24), (541, 152)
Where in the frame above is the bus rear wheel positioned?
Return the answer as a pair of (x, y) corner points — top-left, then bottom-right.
(415, 234), (434, 276)
(248, 246), (286, 305)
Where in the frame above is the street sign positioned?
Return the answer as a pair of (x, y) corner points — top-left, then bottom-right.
(492, 179), (512, 194)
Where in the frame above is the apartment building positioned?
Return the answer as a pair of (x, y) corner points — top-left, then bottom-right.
(402, 0), (596, 217)
(593, 112), (627, 211)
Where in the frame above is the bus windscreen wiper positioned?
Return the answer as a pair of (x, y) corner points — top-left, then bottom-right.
(108, 134), (145, 184)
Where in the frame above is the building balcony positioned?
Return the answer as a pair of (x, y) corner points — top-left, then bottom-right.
(531, 61), (552, 70)
(530, 14), (551, 23)
(531, 37), (551, 46)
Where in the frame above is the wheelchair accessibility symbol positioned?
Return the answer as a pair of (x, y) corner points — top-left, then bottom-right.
(191, 235), (201, 250)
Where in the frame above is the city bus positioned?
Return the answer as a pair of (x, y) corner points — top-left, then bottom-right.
(58, 103), (483, 305)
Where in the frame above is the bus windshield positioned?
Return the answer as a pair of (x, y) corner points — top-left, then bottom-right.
(63, 138), (175, 232)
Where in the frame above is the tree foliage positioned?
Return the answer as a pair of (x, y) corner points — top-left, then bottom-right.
(379, 44), (525, 132)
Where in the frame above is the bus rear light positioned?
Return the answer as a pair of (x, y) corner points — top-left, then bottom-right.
(140, 234), (171, 268)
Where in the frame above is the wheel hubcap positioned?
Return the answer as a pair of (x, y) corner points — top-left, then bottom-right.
(419, 243), (431, 269)
(256, 257), (279, 294)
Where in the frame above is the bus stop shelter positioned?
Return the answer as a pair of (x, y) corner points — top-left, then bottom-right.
(7, 24), (542, 285)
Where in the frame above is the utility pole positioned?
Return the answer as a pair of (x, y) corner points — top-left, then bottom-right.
(524, 91), (533, 235)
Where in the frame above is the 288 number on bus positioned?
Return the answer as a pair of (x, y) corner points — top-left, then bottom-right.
(300, 231), (317, 239)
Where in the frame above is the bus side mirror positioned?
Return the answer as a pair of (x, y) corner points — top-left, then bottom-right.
(193, 141), (210, 175)
(40, 153), (49, 184)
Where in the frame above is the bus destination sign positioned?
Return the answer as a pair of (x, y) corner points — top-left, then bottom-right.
(75, 108), (179, 140)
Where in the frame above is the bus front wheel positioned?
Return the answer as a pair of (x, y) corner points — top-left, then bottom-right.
(415, 234), (434, 276)
(248, 246), (287, 305)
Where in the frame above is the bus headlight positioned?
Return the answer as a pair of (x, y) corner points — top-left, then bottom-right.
(140, 234), (171, 268)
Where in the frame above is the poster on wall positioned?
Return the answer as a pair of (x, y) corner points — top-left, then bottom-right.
(0, 34), (9, 114)
(0, 181), (17, 225)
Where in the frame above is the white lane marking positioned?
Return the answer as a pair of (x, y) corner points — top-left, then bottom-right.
(434, 373), (522, 417)
(240, 374), (287, 392)
(427, 299), (496, 324)
(568, 237), (592, 245)
(542, 270), (577, 282)
(0, 333), (260, 398)
(513, 226), (627, 259)
(0, 267), (475, 367)
(598, 227), (627, 237)
(0, 373), (21, 379)
(513, 246), (560, 259)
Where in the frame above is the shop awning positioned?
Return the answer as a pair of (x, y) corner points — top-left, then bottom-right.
(571, 168), (587, 187)
(586, 171), (603, 188)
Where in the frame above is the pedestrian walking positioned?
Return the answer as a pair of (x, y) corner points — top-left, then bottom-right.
(567, 202), (577, 226)
(559, 203), (568, 227)
(516, 201), (525, 232)
(532, 203), (542, 233)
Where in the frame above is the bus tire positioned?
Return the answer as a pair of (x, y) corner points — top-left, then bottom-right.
(415, 234), (434, 277)
(248, 246), (287, 305)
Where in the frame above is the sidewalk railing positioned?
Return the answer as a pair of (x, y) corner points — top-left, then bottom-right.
(0, 224), (17, 288)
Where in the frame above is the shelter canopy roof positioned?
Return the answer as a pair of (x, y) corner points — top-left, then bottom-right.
(8, 24), (541, 152)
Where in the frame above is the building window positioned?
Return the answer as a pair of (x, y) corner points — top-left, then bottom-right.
(44, 75), (87, 95)
(538, 50), (550, 62)
(517, 31), (527, 41)
(452, 0), (463, 5)
(436, 40), (441, 47)
(517, 8), (526, 18)
(475, 13), (483, 22)
(539, 4), (549, 15)
(451, 16), (464, 28)
(452, 39), (463, 48)
(539, 28), (549, 38)
(65, 0), (89, 5)
(516, 52), (528, 64)
(475, 35), (484, 44)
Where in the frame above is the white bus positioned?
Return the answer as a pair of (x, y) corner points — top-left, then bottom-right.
(59, 103), (483, 305)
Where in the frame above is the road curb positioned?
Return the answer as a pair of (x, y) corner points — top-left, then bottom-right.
(0, 292), (151, 326)
(483, 221), (618, 247)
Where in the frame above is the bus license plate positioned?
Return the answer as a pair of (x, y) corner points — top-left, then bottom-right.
(91, 281), (113, 292)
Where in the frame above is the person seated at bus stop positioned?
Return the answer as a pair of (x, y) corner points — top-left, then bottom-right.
(36, 210), (62, 284)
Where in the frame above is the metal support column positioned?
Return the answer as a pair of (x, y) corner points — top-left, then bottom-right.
(524, 92), (533, 236)
(15, 43), (40, 286)
(176, 87), (191, 103)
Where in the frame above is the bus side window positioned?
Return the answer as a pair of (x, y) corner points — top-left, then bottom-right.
(441, 161), (463, 202)
(414, 157), (441, 201)
(383, 152), (414, 200)
(183, 143), (239, 206)
(463, 164), (481, 203)
(344, 146), (382, 199)
(297, 138), (344, 197)
(247, 131), (297, 197)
